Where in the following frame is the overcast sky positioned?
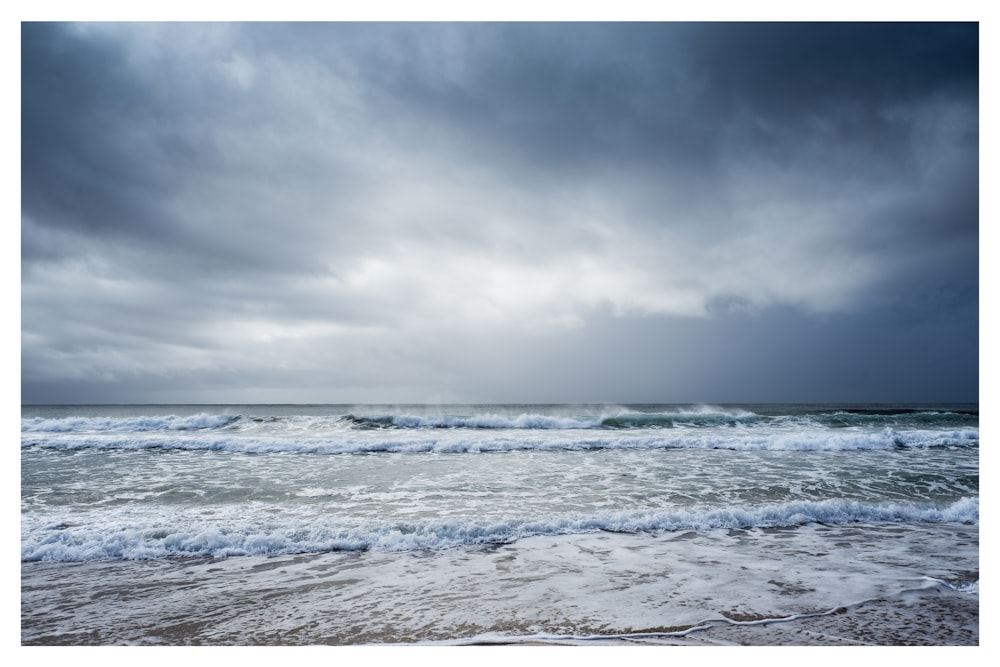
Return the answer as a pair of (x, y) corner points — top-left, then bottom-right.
(20, 21), (978, 404)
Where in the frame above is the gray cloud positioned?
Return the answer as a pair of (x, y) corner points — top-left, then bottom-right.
(21, 22), (978, 404)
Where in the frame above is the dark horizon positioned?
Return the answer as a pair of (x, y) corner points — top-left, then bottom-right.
(21, 401), (980, 408)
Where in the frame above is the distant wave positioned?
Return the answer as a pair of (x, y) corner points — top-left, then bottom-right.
(343, 412), (603, 429)
(22, 407), (977, 434)
(20, 426), (979, 454)
(21, 497), (978, 562)
(21, 413), (241, 433)
(812, 410), (978, 427)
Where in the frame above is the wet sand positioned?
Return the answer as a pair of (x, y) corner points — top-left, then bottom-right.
(22, 526), (979, 646)
(563, 593), (979, 646)
(22, 586), (978, 646)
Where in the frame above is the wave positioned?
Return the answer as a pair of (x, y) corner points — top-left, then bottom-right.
(343, 412), (604, 429)
(22, 406), (978, 434)
(21, 408), (763, 433)
(21, 497), (978, 562)
(20, 426), (980, 454)
(21, 413), (241, 433)
(810, 410), (978, 428)
(341, 410), (758, 429)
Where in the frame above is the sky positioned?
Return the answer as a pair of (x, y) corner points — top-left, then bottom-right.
(19, 20), (979, 405)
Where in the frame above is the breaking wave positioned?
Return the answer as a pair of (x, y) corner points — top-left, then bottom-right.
(22, 406), (978, 434)
(21, 413), (241, 433)
(21, 497), (978, 562)
(19, 427), (980, 454)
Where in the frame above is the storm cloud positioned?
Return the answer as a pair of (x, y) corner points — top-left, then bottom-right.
(21, 22), (978, 404)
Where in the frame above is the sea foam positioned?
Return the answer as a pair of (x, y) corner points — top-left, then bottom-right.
(21, 497), (978, 562)
(20, 426), (980, 454)
(21, 413), (239, 433)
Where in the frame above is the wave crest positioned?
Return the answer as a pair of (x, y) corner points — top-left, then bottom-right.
(21, 497), (978, 562)
(23, 406), (977, 434)
(21, 426), (980, 454)
(21, 413), (240, 433)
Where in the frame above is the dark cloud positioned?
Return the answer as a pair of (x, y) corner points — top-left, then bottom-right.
(687, 23), (977, 110)
(20, 22), (978, 404)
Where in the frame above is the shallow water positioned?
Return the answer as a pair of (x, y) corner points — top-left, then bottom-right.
(22, 523), (978, 645)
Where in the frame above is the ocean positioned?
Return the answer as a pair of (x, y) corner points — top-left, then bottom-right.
(20, 403), (979, 645)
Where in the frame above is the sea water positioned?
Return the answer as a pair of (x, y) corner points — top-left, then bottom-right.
(20, 404), (979, 645)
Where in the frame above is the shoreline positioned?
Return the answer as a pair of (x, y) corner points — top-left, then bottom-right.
(22, 526), (979, 647)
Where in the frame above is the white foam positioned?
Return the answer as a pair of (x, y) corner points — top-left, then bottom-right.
(21, 413), (238, 432)
(20, 497), (978, 562)
(20, 425), (980, 454)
